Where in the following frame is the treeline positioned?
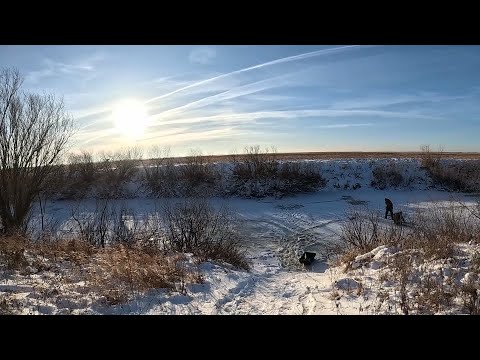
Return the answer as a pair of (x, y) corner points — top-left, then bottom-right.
(44, 145), (327, 200)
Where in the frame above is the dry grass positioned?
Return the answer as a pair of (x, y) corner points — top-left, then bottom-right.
(0, 235), (30, 270)
(416, 273), (455, 314)
(339, 248), (361, 272)
(338, 201), (480, 314)
(88, 246), (202, 304)
(142, 151), (480, 166)
(408, 205), (480, 260)
(457, 250), (480, 314)
(0, 234), (96, 272)
(341, 204), (480, 262)
(0, 234), (203, 307)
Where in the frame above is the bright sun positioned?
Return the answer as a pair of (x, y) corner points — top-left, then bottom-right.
(111, 99), (149, 139)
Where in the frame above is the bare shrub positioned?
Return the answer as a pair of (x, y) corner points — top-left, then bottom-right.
(471, 251), (480, 271)
(420, 144), (443, 170)
(110, 205), (141, 246)
(179, 150), (217, 195)
(70, 201), (112, 248)
(230, 146), (325, 198)
(428, 161), (480, 192)
(276, 161), (326, 194)
(414, 271), (455, 314)
(459, 281), (480, 315)
(389, 252), (414, 315)
(419, 145), (480, 192)
(140, 211), (165, 249)
(143, 148), (218, 197)
(340, 208), (383, 253)
(381, 221), (407, 246)
(339, 207), (407, 268)
(455, 251), (480, 314)
(55, 150), (99, 200)
(68, 202), (167, 250)
(390, 203), (480, 314)
(41, 163), (69, 200)
(142, 146), (178, 196)
(232, 145), (278, 181)
(97, 147), (143, 198)
(0, 68), (74, 233)
(162, 199), (250, 270)
(0, 295), (13, 314)
(68, 151), (98, 185)
(371, 162), (404, 189)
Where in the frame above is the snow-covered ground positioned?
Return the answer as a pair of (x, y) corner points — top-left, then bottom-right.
(2, 158), (480, 314)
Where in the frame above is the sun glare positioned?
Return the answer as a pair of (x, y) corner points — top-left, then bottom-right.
(111, 99), (149, 139)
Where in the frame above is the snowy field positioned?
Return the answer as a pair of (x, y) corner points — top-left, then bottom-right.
(2, 158), (480, 314)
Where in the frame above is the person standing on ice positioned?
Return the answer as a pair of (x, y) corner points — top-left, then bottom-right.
(385, 198), (394, 219)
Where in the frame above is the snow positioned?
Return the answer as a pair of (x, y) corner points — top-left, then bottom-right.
(2, 158), (480, 314)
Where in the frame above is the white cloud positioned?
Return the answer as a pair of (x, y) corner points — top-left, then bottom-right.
(147, 45), (376, 104)
(189, 46), (217, 65)
(150, 108), (444, 128)
(315, 123), (374, 129)
(25, 52), (105, 84)
(331, 93), (468, 110)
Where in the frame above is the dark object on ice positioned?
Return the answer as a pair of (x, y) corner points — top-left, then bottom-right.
(385, 198), (394, 219)
(393, 211), (406, 226)
(299, 251), (316, 266)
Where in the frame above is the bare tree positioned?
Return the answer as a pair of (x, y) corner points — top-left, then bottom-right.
(0, 68), (74, 234)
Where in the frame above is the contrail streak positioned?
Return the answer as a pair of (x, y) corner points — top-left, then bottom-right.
(145, 45), (376, 104)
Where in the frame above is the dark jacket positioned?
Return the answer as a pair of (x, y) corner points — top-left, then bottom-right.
(385, 198), (393, 209)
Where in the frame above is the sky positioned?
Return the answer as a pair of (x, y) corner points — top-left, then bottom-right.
(1, 45), (480, 156)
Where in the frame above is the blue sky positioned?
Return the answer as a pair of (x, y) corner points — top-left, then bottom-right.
(1, 45), (480, 155)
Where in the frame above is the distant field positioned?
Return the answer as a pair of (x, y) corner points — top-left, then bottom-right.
(142, 151), (480, 165)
